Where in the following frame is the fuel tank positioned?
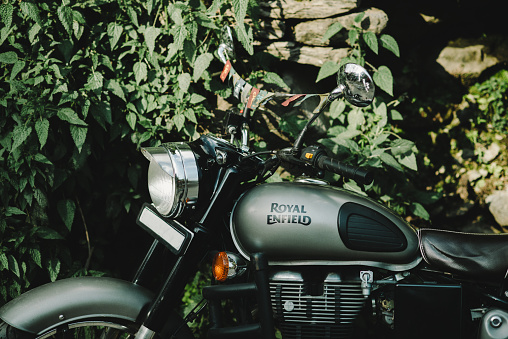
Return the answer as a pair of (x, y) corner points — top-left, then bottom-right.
(230, 181), (421, 271)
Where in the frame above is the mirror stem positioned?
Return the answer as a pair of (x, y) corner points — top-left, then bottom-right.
(292, 108), (325, 153)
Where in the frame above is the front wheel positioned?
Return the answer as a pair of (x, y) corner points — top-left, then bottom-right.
(0, 312), (194, 339)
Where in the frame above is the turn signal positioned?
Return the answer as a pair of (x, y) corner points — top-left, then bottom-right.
(212, 251), (248, 282)
(213, 252), (229, 282)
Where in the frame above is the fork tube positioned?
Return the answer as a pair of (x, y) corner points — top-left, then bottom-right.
(132, 239), (159, 285)
(140, 225), (210, 334)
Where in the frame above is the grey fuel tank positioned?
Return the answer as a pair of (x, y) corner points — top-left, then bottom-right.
(230, 182), (421, 271)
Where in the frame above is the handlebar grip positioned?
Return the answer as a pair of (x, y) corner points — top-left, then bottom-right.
(316, 156), (374, 185)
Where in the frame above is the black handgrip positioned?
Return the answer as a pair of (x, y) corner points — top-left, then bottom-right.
(316, 156), (373, 185)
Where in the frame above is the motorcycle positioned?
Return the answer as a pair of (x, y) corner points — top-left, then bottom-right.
(1, 26), (508, 339)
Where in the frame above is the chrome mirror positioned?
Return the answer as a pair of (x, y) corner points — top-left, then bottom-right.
(330, 63), (375, 107)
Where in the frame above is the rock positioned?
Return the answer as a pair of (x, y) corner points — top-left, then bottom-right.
(260, 0), (359, 19)
(482, 143), (501, 163)
(486, 190), (508, 226)
(252, 19), (286, 40)
(436, 36), (508, 84)
(294, 8), (388, 47)
(264, 42), (350, 67)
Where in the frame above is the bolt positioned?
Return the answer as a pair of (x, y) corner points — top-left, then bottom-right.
(490, 315), (503, 328)
(59, 314), (65, 321)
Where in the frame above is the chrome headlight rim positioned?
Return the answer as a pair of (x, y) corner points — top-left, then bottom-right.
(141, 142), (199, 218)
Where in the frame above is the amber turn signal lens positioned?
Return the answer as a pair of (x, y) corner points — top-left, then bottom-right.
(213, 251), (229, 282)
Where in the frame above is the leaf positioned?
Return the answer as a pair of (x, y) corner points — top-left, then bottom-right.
(0, 252), (8, 270)
(34, 118), (49, 149)
(36, 227), (63, 240)
(380, 152), (403, 171)
(190, 93), (206, 104)
(316, 61), (340, 83)
(28, 23), (41, 44)
(336, 129), (361, 140)
(354, 12), (366, 23)
(322, 22), (343, 42)
(57, 199), (76, 232)
(57, 107), (87, 126)
(363, 32), (378, 54)
(47, 258), (61, 282)
(144, 26), (160, 55)
(193, 53), (213, 82)
(397, 152), (418, 171)
(20, 2), (41, 26)
(373, 66), (393, 96)
(29, 248), (42, 268)
(34, 153), (52, 165)
(410, 202), (430, 220)
(390, 109), (403, 121)
(184, 108), (197, 124)
(8, 255), (20, 278)
(347, 109), (365, 129)
(348, 29), (359, 45)
(263, 72), (289, 89)
(0, 4), (14, 28)
(11, 124), (32, 151)
(232, 0), (248, 23)
(5, 207), (25, 216)
(344, 179), (368, 196)
(86, 72), (104, 92)
(380, 34), (400, 57)
(10, 60), (25, 80)
(105, 79), (126, 101)
(107, 23), (123, 50)
(126, 111), (137, 130)
(70, 125), (87, 152)
(133, 61), (147, 85)
(174, 114), (185, 131)
(234, 23), (254, 55)
(57, 4), (73, 37)
(329, 100), (346, 119)
(178, 73), (191, 92)
(73, 18), (84, 40)
(390, 139), (415, 156)
(0, 51), (18, 64)
(91, 102), (112, 129)
(127, 7), (139, 27)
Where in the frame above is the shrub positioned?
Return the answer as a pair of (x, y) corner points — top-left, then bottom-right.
(0, 0), (253, 303)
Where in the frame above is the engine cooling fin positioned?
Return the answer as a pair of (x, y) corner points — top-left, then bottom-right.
(269, 271), (368, 339)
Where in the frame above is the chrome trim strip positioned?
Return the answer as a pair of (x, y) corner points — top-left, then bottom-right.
(268, 256), (422, 272)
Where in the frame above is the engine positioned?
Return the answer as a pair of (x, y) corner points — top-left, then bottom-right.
(269, 270), (371, 339)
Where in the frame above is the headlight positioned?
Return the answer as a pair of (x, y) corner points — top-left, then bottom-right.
(141, 142), (199, 217)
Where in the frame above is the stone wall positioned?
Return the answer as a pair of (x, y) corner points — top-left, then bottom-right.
(256, 0), (508, 85)
(257, 0), (388, 67)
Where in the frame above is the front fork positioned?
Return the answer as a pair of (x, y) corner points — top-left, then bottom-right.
(133, 223), (210, 339)
(133, 167), (242, 339)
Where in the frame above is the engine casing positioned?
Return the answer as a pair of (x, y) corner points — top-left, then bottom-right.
(230, 182), (420, 271)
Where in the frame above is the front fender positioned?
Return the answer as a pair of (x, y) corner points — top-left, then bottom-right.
(0, 277), (153, 334)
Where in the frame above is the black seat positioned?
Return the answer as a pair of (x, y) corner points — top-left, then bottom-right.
(418, 228), (508, 281)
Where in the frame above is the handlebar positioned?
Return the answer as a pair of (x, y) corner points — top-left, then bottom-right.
(275, 146), (373, 186)
(315, 156), (373, 185)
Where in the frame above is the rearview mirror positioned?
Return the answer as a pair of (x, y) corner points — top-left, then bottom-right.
(329, 63), (375, 107)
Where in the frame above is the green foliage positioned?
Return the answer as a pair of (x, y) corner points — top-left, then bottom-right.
(0, 0), (251, 304)
(314, 10), (435, 220)
(465, 69), (508, 131)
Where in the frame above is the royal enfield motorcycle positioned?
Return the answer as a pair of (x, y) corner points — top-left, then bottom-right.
(1, 26), (508, 339)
